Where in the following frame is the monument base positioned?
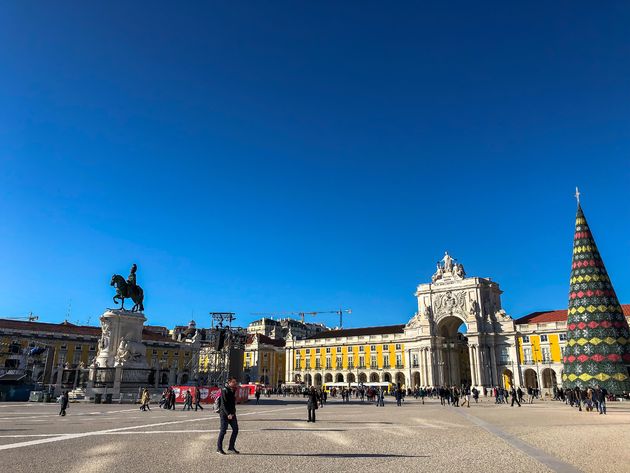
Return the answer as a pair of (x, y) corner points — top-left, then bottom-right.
(93, 309), (149, 370)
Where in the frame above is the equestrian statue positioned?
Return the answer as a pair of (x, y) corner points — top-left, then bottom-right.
(110, 263), (145, 312)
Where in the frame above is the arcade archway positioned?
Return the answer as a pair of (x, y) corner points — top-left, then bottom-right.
(412, 371), (421, 387)
(524, 369), (538, 389)
(502, 369), (514, 389)
(542, 368), (557, 388)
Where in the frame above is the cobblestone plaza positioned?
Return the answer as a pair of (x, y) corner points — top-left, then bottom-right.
(1, 397), (628, 473)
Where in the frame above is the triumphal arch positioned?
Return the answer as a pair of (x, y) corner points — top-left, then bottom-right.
(404, 252), (520, 388)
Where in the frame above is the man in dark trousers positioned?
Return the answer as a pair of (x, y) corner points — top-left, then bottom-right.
(169, 388), (176, 410)
(510, 386), (521, 407)
(217, 377), (239, 455)
(395, 385), (403, 406)
(194, 388), (204, 411)
(59, 391), (69, 416)
(306, 386), (320, 423)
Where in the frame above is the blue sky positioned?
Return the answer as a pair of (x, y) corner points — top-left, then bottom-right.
(1, 2), (629, 330)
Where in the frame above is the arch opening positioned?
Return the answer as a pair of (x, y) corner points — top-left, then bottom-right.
(436, 315), (471, 387)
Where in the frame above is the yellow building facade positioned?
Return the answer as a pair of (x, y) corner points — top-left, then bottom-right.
(513, 305), (630, 392)
(242, 333), (286, 386)
(0, 319), (194, 388)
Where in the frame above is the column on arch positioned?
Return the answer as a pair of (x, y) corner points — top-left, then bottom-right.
(468, 344), (477, 386)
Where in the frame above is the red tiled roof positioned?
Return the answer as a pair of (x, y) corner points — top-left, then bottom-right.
(0, 319), (100, 336)
(0, 319), (180, 344)
(515, 304), (630, 325)
(306, 324), (405, 340)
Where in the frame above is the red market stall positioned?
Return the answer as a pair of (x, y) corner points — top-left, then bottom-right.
(170, 386), (249, 404)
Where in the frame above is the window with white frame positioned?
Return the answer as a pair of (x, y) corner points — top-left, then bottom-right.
(383, 354), (390, 367)
(559, 333), (567, 341)
(541, 347), (551, 362)
(499, 347), (509, 363)
(522, 336), (530, 343)
(395, 354), (402, 367)
(540, 334), (548, 342)
(395, 344), (402, 350)
(523, 348), (532, 363)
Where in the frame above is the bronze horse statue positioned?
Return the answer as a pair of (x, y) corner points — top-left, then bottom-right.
(110, 274), (144, 312)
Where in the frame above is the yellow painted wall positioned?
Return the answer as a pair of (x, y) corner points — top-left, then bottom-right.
(549, 334), (562, 362)
(530, 335), (542, 363)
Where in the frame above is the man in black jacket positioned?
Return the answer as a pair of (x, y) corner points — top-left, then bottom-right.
(217, 377), (239, 455)
(306, 386), (320, 423)
(59, 391), (69, 416)
(194, 388), (203, 411)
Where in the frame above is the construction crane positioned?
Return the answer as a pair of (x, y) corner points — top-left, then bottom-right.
(251, 308), (351, 328)
(1, 312), (39, 322)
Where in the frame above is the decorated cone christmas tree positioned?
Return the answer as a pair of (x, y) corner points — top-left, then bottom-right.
(563, 191), (630, 393)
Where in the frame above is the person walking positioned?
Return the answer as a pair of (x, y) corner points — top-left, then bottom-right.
(307, 386), (320, 423)
(194, 388), (204, 411)
(395, 385), (403, 407)
(461, 386), (470, 408)
(183, 390), (193, 411)
(217, 377), (240, 455)
(59, 391), (69, 417)
(596, 385), (607, 415)
(527, 387), (534, 404)
(159, 389), (167, 408)
(140, 388), (151, 411)
(510, 386), (521, 407)
(255, 388), (261, 404)
(169, 388), (176, 410)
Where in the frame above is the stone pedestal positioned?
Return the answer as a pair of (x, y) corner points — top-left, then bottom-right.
(94, 309), (148, 370)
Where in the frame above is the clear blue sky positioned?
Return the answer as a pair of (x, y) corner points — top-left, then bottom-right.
(1, 2), (629, 330)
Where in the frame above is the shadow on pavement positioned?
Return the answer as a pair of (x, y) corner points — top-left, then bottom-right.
(241, 453), (428, 458)
(260, 428), (347, 432)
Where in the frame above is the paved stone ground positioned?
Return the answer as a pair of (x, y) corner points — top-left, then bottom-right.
(0, 396), (628, 472)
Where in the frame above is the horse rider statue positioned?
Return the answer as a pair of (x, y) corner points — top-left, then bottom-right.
(110, 263), (145, 312)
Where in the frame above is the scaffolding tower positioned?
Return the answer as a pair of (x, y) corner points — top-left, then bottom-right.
(203, 312), (247, 386)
